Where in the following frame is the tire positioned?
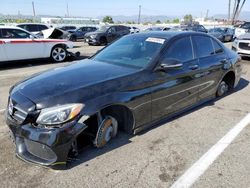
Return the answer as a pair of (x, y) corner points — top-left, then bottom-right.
(70, 35), (77, 42)
(216, 81), (229, 97)
(100, 37), (107, 46)
(94, 116), (118, 148)
(51, 46), (67, 62)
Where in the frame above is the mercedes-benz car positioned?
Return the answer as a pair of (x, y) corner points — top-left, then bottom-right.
(6, 31), (242, 169)
(0, 26), (74, 63)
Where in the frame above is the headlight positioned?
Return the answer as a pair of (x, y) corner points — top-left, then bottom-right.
(90, 34), (97, 39)
(36, 104), (84, 126)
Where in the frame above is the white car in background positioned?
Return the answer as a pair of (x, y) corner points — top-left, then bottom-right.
(0, 26), (74, 63)
(128, 26), (140, 34)
(232, 33), (250, 57)
(234, 22), (250, 38)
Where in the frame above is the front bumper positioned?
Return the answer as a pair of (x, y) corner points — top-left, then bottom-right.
(6, 112), (87, 169)
(84, 37), (98, 45)
(232, 40), (250, 57)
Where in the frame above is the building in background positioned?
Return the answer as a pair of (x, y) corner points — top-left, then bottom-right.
(41, 17), (99, 26)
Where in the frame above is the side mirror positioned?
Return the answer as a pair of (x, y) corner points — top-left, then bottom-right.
(155, 58), (183, 72)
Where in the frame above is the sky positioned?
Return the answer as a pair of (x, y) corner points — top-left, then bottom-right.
(0, 0), (250, 18)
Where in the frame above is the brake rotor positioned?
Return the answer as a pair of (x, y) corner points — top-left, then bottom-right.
(94, 116), (118, 148)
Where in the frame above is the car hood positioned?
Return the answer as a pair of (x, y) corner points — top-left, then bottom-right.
(13, 59), (139, 109)
(238, 33), (250, 40)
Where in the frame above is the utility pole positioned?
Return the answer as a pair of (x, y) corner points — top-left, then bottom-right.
(138, 5), (141, 24)
(67, 3), (69, 17)
(228, 0), (231, 21)
(32, 1), (36, 17)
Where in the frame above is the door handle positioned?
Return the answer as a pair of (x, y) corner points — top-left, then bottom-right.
(189, 64), (199, 70)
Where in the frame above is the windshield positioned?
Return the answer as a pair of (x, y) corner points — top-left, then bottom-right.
(97, 26), (109, 32)
(93, 35), (166, 68)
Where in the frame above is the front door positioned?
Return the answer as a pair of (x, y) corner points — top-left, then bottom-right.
(1, 28), (45, 61)
(151, 36), (202, 120)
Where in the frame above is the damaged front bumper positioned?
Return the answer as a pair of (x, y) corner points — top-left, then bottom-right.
(6, 112), (88, 169)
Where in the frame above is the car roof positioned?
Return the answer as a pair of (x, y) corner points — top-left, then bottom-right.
(0, 26), (25, 29)
(132, 31), (207, 40)
(0, 26), (33, 34)
(16, 23), (47, 26)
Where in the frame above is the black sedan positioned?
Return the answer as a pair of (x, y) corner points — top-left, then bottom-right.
(69, 26), (97, 41)
(6, 32), (242, 169)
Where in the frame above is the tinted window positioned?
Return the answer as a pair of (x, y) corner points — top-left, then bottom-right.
(163, 37), (193, 62)
(81, 27), (87, 31)
(1, 29), (30, 39)
(38, 25), (48, 31)
(212, 39), (224, 54)
(93, 35), (165, 68)
(27, 25), (39, 32)
(193, 36), (214, 58)
(0, 29), (2, 38)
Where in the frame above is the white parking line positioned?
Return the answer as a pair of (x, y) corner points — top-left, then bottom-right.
(0, 109), (5, 113)
(171, 113), (250, 188)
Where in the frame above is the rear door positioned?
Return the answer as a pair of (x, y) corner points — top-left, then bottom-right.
(106, 26), (118, 43)
(1, 28), (45, 61)
(0, 29), (8, 62)
(151, 36), (202, 120)
(192, 35), (228, 100)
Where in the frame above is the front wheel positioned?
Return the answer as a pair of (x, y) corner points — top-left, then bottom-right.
(51, 46), (67, 62)
(94, 116), (118, 148)
(216, 81), (229, 97)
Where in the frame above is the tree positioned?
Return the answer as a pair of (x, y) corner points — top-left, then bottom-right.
(184, 14), (193, 23)
(102, 16), (114, 24)
(172, 18), (180, 23)
(232, 0), (247, 24)
(156, 20), (161, 24)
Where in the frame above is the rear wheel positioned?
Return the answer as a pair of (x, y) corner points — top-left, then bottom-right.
(51, 46), (67, 62)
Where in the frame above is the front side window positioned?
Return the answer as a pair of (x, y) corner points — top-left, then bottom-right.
(163, 37), (193, 63)
(193, 36), (214, 58)
(93, 35), (166, 68)
(1, 29), (30, 39)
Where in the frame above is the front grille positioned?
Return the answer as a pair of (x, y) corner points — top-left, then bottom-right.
(8, 99), (28, 123)
(24, 139), (57, 161)
(239, 42), (250, 50)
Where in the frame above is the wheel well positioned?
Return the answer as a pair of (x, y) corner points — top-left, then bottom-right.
(52, 44), (67, 51)
(222, 71), (235, 89)
(100, 105), (134, 134)
(73, 105), (134, 151)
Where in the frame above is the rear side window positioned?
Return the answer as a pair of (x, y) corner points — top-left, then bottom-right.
(193, 36), (214, 58)
(27, 25), (39, 32)
(212, 39), (224, 54)
(38, 25), (48, 31)
(0, 29), (2, 38)
(163, 37), (193, 62)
